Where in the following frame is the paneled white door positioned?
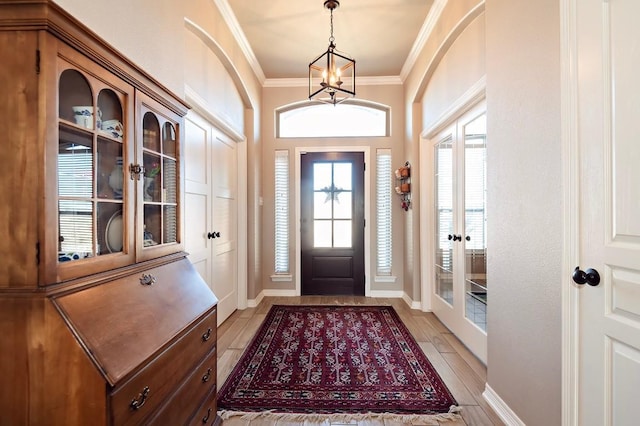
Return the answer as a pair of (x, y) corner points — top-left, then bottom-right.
(572, 0), (640, 423)
(185, 112), (238, 326)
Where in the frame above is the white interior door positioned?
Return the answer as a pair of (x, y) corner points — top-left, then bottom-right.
(431, 102), (487, 364)
(211, 132), (238, 325)
(573, 0), (640, 424)
(184, 112), (238, 326)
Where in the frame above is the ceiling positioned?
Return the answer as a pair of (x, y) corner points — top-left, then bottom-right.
(224, 0), (435, 81)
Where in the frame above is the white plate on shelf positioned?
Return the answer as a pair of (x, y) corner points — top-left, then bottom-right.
(105, 211), (123, 253)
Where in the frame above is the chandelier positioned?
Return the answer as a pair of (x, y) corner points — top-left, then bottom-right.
(308, 0), (356, 105)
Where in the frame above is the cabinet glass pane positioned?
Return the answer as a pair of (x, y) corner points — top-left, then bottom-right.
(163, 205), (177, 244)
(59, 70), (96, 129)
(98, 203), (123, 255)
(163, 158), (177, 204)
(435, 136), (454, 305)
(98, 138), (124, 199)
(58, 200), (93, 261)
(143, 112), (160, 151)
(143, 152), (161, 202)
(464, 113), (487, 331)
(98, 89), (124, 141)
(163, 123), (177, 157)
(143, 204), (161, 247)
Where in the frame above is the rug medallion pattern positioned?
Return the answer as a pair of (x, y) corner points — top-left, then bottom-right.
(218, 305), (457, 415)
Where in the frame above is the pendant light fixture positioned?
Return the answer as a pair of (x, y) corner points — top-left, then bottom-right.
(308, 0), (356, 105)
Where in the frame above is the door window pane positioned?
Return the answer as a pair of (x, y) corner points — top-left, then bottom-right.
(313, 163), (332, 190)
(435, 136), (454, 305)
(314, 192), (332, 219)
(333, 221), (352, 247)
(333, 163), (352, 190)
(333, 192), (352, 219)
(314, 220), (332, 247)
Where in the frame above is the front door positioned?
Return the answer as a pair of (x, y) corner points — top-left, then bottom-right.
(572, 0), (640, 423)
(300, 152), (365, 295)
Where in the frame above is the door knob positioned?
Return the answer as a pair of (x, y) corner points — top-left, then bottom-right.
(448, 234), (453, 241)
(207, 232), (220, 239)
(572, 266), (600, 286)
(453, 234), (462, 242)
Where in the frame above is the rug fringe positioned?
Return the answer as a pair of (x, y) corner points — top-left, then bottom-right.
(218, 405), (462, 424)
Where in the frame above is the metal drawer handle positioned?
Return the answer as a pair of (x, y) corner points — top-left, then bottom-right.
(202, 408), (211, 424)
(202, 367), (212, 383)
(140, 274), (156, 286)
(130, 386), (150, 410)
(201, 327), (212, 342)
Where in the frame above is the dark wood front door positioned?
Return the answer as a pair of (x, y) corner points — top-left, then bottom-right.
(301, 152), (365, 295)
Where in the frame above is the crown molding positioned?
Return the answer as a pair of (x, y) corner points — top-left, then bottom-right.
(400, 0), (448, 82)
(264, 75), (402, 88)
(214, 0), (266, 84)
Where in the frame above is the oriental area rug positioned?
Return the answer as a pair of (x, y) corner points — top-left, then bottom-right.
(217, 305), (460, 423)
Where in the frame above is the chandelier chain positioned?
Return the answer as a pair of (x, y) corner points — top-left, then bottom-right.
(329, 8), (335, 44)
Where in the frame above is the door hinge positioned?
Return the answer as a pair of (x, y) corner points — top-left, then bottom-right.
(363, 162), (366, 171)
(36, 242), (40, 265)
(364, 219), (366, 228)
(36, 49), (40, 74)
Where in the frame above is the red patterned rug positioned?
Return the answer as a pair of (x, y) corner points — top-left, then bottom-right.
(217, 305), (459, 422)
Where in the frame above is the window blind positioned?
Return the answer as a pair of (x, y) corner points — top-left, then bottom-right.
(274, 150), (289, 273)
(376, 149), (392, 275)
(58, 151), (93, 253)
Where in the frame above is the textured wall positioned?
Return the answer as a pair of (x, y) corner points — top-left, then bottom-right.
(485, 0), (562, 423)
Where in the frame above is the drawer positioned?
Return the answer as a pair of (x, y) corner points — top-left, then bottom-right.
(147, 348), (217, 425)
(188, 385), (220, 426)
(109, 307), (217, 426)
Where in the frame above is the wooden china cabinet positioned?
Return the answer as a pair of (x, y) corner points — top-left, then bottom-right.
(0, 1), (221, 425)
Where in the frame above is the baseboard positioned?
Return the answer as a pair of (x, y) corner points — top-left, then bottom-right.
(247, 291), (265, 308)
(482, 384), (525, 426)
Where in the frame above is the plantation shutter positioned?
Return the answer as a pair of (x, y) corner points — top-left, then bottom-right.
(274, 150), (290, 273)
(376, 149), (392, 275)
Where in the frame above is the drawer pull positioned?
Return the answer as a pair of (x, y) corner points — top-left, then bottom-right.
(130, 386), (150, 410)
(202, 367), (212, 383)
(202, 408), (212, 424)
(139, 274), (156, 286)
(201, 327), (212, 342)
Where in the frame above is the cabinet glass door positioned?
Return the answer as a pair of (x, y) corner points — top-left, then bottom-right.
(57, 69), (125, 263)
(142, 111), (179, 249)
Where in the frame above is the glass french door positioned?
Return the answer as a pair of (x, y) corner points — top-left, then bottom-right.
(432, 101), (487, 363)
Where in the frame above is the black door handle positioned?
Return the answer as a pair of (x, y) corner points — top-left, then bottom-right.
(572, 266), (600, 286)
(207, 231), (220, 239)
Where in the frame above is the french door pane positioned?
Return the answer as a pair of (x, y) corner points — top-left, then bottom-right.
(464, 113), (487, 331)
(435, 136), (454, 304)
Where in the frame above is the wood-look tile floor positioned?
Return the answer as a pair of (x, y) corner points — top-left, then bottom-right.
(217, 296), (504, 426)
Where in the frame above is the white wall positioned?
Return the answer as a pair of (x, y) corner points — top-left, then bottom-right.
(485, 0), (562, 423)
(56, 0), (185, 96)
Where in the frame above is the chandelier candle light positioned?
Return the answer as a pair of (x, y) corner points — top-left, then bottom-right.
(309, 0), (356, 105)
